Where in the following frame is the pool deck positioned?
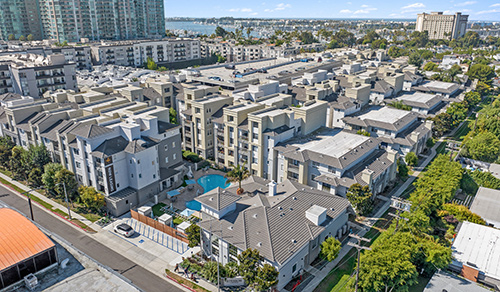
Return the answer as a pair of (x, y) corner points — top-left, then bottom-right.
(161, 167), (228, 211)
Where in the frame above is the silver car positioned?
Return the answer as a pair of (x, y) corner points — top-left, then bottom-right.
(114, 223), (135, 237)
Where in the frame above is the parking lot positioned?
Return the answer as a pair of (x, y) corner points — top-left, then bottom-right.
(93, 216), (199, 271)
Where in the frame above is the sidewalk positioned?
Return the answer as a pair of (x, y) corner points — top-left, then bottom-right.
(301, 141), (441, 292)
(0, 172), (101, 231)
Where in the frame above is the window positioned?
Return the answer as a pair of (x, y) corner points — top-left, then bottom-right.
(139, 174), (142, 178)
(172, 141), (176, 148)
(153, 174), (156, 179)
(195, 107), (201, 114)
(131, 174), (134, 178)
(76, 161), (81, 168)
(228, 116), (234, 122)
(312, 161), (320, 168)
(164, 145), (168, 151)
(173, 153), (176, 160)
(292, 264), (297, 273)
(165, 157), (169, 163)
(74, 149), (80, 155)
(130, 159), (132, 164)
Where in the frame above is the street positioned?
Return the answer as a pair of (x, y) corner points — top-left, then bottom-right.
(0, 184), (184, 292)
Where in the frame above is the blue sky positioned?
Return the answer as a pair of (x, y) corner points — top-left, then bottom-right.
(164, 0), (500, 21)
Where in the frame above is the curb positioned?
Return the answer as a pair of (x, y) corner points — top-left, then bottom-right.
(164, 272), (198, 292)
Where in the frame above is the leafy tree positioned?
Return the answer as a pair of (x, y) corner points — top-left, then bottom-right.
(237, 248), (260, 284)
(356, 130), (370, 137)
(246, 27), (253, 39)
(332, 29), (355, 47)
(471, 170), (500, 189)
(397, 161), (409, 179)
(169, 107), (178, 124)
(0, 137), (15, 169)
(10, 146), (27, 180)
(464, 91), (481, 109)
(79, 186), (105, 212)
(476, 81), (491, 97)
(27, 144), (52, 171)
(462, 131), (500, 163)
(225, 261), (239, 278)
(42, 163), (63, 192)
(27, 34), (34, 41)
(346, 184), (373, 216)
(441, 203), (486, 225)
(446, 101), (468, 125)
(146, 57), (157, 70)
(408, 52), (423, 68)
(8, 34), (15, 41)
(423, 61), (439, 71)
(185, 224), (200, 247)
(28, 168), (43, 187)
(327, 39), (341, 49)
(54, 168), (78, 201)
(467, 64), (495, 85)
(420, 50), (433, 60)
(215, 53), (226, 63)
(431, 112), (454, 136)
(202, 261), (225, 284)
(299, 31), (316, 44)
(358, 231), (419, 292)
(225, 164), (250, 193)
(215, 26), (228, 37)
(426, 138), (435, 149)
(18, 35), (25, 41)
(448, 64), (462, 82)
(388, 46), (409, 58)
(255, 264), (279, 291)
(320, 237), (341, 261)
(388, 100), (412, 111)
(405, 152), (418, 167)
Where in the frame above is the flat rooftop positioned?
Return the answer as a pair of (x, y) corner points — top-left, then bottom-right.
(452, 221), (500, 280)
(252, 107), (287, 118)
(470, 187), (500, 226)
(288, 129), (369, 158)
(358, 107), (411, 125)
(192, 95), (231, 104)
(227, 102), (262, 113)
(397, 92), (438, 104)
(425, 80), (457, 90)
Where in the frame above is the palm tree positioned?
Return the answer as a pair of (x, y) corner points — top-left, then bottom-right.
(246, 27), (253, 39)
(225, 164), (250, 194)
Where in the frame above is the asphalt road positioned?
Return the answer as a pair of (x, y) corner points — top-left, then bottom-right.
(0, 185), (183, 292)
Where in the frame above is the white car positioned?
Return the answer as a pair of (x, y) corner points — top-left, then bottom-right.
(114, 223), (135, 237)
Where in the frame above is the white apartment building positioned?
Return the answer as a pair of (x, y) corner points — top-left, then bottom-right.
(0, 89), (183, 216)
(0, 54), (77, 98)
(91, 39), (201, 67)
(416, 12), (468, 40)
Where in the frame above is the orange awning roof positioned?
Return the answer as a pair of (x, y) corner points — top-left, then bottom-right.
(0, 208), (55, 271)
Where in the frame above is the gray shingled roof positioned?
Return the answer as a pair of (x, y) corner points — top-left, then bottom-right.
(396, 93), (442, 110)
(91, 136), (128, 158)
(195, 187), (241, 211)
(330, 96), (357, 110)
(372, 80), (394, 94)
(124, 136), (158, 154)
(197, 178), (351, 266)
(470, 187), (500, 226)
(70, 124), (114, 139)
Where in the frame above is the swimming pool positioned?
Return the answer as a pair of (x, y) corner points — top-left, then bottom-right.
(185, 200), (201, 211)
(197, 174), (230, 193)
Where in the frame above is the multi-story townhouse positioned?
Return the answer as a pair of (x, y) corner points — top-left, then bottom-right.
(182, 95), (233, 158)
(196, 177), (351, 291)
(275, 128), (398, 197)
(0, 64), (13, 95)
(343, 106), (433, 156)
(0, 92), (183, 216)
(0, 54), (77, 98)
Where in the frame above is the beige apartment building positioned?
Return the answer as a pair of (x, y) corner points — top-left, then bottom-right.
(416, 12), (468, 40)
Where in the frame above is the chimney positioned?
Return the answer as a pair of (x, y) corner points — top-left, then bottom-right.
(268, 180), (277, 197)
(386, 149), (398, 163)
(411, 132), (420, 143)
(361, 168), (374, 185)
(425, 120), (433, 130)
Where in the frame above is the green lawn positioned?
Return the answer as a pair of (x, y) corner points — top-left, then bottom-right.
(313, 249), (357, 292)
(173, 217), (184, 225)
(453, 120), (471, 141)
(152, 203), (166, 217)
(408, 274), (432, 292)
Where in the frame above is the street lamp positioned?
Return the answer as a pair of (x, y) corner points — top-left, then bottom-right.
(22, 186), (45, 221)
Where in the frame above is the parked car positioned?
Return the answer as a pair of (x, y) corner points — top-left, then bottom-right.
(266, 75), (278, 80)
(278, 70), (291, 76)
(208, 76), (222, 81)
(114, 223), (134, 237)
(225, 64), (235, 70)
(295, 67), (305, 72)
(257, 68), (268, 73)
(300, 58), (309, 62)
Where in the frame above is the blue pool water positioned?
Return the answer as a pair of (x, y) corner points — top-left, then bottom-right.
(197, 174), (230, 193)
(185, 200), (201, 211)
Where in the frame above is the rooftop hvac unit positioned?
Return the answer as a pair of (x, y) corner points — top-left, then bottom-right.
(24, 274), (38, 290)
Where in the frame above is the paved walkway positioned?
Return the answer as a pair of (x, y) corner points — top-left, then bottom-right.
(0, 172), (100, 231)
(301, 142), (441, 292)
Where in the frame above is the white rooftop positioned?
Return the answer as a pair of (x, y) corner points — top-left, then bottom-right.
(290, 130), (369, 158)
(452, 221), (500, 280)
(253, 108), (286, 118)
(397, 92), (438, 104)
(358, 107), (410, 124)
(425, 81), (456, 90)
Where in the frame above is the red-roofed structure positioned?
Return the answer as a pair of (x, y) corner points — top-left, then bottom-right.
(0, 208), (58, 289)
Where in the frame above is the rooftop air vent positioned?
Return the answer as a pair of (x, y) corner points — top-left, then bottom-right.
(253, 214), (258, 218)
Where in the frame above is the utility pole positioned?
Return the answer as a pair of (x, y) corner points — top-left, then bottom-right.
(389, 197), (412, 233)
(22, 186), (45, 221)
(62, 182), (72, 220)
(348, 234), (371, 292)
